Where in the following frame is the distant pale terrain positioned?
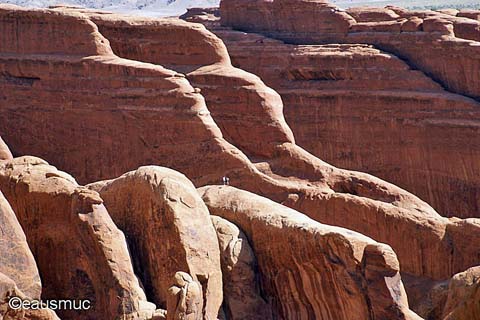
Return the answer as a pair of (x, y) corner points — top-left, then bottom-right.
(335, 0), (480, 10)
(1, 0), (479, 16)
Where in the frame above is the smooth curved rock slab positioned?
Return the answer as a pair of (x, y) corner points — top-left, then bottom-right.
(0, 156), (154, 320)
(88, 166), (223, 320)
(211, 216), (271, 320)
(199, 185), (420, 320)
(0, 137), (13, 161)
(0, 191), (40, 299)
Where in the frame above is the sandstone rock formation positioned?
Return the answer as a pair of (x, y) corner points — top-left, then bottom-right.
(200, 185), (420, 320)
(77, 10), (295, 159)
(0, 5), (251, 186)
(64, 8), (480, 284)
(87, 166), (223, 319)
(0, 156), (155, 320)
(220, 0), (480, 100)
(194, 2), (480, 218)
(458, 9), (480, 21)
(0, 191), (40, 299)
(2, 2), (480, 286)
(0, 272), (59, 320)
(89, 8), (480, 286)
(211, 216), (271, 320)
(441, 266), (480, 319)
(166, 272), (203, 320)
(404, 265), (480, 319)
(1, 4), (480, 319)
(0, 137), (13, 161)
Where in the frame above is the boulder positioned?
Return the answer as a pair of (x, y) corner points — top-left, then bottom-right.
(0, 156), (155, 320)
(87, 166), (223, 319)
(211, 216), (271, 320)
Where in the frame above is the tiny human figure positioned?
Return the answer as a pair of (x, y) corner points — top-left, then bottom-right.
(222, 176), (230, 186)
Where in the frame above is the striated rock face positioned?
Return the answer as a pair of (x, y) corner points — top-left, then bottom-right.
(0, 137), (13, 161)
(200, 5), (480, 218)
(220, 0), (480, 100)
(87, 166), (223, 319)
(0, 5), (251, 186)
(211, 216), (271, 320)
(0, 191), (40, 299)
(103, 9), (480, 285)
(200, 185), (420, 320)
(0, 272), (59, 320)
(0, 156), (154, 320)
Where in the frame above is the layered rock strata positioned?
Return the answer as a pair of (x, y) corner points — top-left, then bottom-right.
(220, 0), (480, 100)
(86, 10), (480, 283)
(0, 5), (250, 186)
(191, 5), (480, 218)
